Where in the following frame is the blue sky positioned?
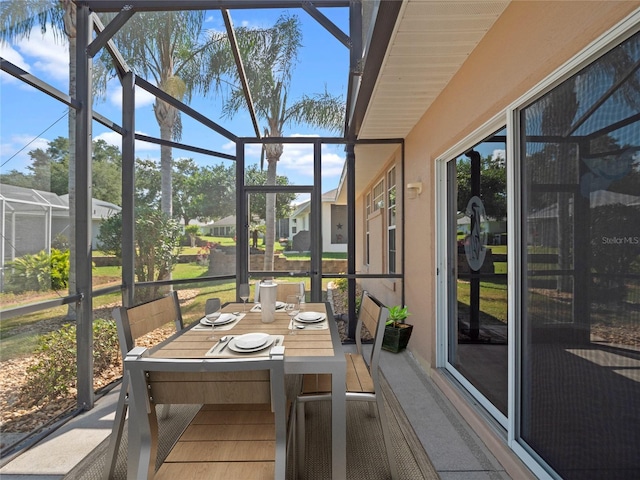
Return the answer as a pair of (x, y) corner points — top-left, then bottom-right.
(0, 7), (350, 196)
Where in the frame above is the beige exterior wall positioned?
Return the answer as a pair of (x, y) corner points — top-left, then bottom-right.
(359, 1), (639, 372)
(357, 149), (404, 309)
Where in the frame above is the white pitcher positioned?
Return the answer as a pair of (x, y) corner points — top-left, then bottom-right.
(259, 281), (278, 323)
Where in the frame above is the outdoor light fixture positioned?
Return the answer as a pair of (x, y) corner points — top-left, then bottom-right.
(406, 182), (423, 199)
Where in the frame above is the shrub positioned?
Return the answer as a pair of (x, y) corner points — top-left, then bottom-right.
(98, 207), (182, 302)
(334, 275), (347, 292)
(52, 233), (70, 250)
(21, 319), (119, 406)
(7, 249), (69, 293)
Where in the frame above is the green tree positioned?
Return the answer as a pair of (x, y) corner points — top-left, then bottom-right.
(97, 206), (182, 301)
(134, 158), (161, 208)
(1, 137), (122, 205)
(100, 11), (226, 217)
(456, 155), (507, 220)
(1, 0), (78, 319)
(26, 140), (69, 194)
(196, 163), (236, 221)
(133, 158), (236, 224)
(91, 139), (122, 205)
(211, 14), (344, 269)
(245, 164), (295, 222)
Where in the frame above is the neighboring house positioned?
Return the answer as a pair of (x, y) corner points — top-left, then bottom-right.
(203, 215), (236, 237)
(339, 3), (640, 480)
(1, 185), (120, 269)
(58, 194), (121, 250)
(288, 189), (347, 253)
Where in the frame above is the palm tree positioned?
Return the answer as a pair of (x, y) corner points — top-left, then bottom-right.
(1, 0), (78, 319)
(212, 14), (344, 269)
(100, 10), (225, 217)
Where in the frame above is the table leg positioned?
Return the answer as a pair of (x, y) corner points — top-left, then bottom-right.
(331, 367), (347, 479)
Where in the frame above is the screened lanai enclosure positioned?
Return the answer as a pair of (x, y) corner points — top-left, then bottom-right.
(0, 0), (404, 453)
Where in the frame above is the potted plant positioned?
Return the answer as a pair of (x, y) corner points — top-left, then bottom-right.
(382, 305), (413, 353)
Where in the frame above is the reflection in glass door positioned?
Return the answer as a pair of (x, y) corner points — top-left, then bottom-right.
(446, 129), (509, 418)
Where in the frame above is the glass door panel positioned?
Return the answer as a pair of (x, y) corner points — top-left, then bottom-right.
(247, 191), (313, 295)
(446, 129), (509, 418)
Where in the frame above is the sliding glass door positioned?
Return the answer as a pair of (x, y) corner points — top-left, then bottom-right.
(446, 129), (509, 420)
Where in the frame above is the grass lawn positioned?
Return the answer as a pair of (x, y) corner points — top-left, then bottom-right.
(457, 279), (508, 323)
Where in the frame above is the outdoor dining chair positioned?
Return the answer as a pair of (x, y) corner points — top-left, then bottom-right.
(295, 290), (398, 479)
(255, 281), (305, 303)
(103, 291), (184, 480)
(123, 345), (290, 479)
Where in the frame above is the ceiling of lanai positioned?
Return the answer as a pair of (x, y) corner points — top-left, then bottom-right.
(348, 0), (510, 196)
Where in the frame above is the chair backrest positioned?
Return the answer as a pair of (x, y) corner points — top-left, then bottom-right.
(124, 347), (287, 480)
(355, 291), (389, 387)
(205, 297), (221, 315)
(112, 291), (184, 358)
(255, 281), (305, 303)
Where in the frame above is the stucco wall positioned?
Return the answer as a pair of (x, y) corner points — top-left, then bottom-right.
(366, 1), (639, 370)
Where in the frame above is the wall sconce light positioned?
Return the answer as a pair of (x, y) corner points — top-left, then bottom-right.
(406, 182), (423, 199)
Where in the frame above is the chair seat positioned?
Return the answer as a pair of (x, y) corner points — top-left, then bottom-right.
(300, 353), (375, 395)
(155, 403), (282, 480)
(296, 291), (398, 478)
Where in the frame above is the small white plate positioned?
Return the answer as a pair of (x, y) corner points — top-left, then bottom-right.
(228, 333), (274, 353)
(200, 313), (236, 326)
(253, 301), (287, 310)
(295, 312), (325, 323)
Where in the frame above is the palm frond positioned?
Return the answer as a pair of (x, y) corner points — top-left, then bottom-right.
(284, 89), (345, 133)
(0, 0), (65, 43)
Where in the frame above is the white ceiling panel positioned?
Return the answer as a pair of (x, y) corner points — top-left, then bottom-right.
(358, 0), (510, 141)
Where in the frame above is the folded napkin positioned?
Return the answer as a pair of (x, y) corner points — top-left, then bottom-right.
(288, 318), (329, 330)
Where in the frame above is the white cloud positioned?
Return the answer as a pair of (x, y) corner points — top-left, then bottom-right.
(220, 136), (344, 185)
(221, 141), (235, 152)
(492, 149), (506, 161)
(107, 81), (156, 109)
(94, 130), (159, 153)
(0, 44), (31, 85)
(12, 28), (69, 83)
(0, 134), (51, 172)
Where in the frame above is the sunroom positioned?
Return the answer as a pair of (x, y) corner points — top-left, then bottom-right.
(1, 1), (639, 479)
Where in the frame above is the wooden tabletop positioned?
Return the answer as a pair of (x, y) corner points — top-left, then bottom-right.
(151, 302), (336, 359)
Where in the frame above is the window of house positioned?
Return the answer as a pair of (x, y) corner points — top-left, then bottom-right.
(372, 179), (384, 211)
(387, 167), (396, 273)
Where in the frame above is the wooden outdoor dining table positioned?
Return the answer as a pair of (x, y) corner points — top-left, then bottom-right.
(126, 302), (347, 479)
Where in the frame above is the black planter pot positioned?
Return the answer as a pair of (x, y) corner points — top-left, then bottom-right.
(382, 323), (413, 353)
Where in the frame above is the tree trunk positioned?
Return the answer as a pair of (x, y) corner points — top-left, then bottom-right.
(263, 141), (283, 271)
(155, 99), (175, 217)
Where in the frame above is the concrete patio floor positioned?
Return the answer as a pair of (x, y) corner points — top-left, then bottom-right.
(0, 346), (529, 480)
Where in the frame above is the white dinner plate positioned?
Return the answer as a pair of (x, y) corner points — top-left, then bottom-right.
(295, 312), (325, 323)
(199, 313), (236, 326)
(228, 333), (274, 353)
(254, 301), (287, 310)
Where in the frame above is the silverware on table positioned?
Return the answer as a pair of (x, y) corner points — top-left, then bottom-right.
(218, 336), (232, 352)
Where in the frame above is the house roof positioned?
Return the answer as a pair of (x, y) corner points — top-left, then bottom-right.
(291, 200), (311, 218)
(211, 215), (236, 226)
(0, 183), (68, 211)
(59, 194), (121, 220)
(0, 184), (121, 220)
